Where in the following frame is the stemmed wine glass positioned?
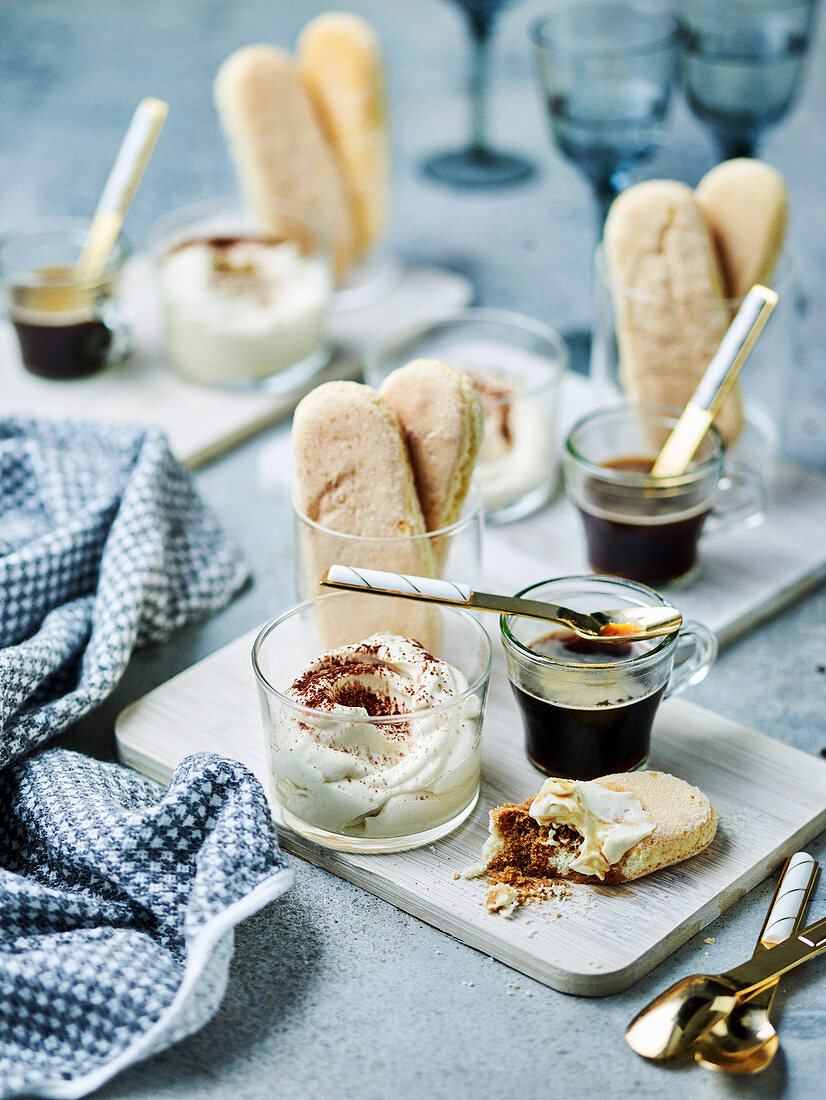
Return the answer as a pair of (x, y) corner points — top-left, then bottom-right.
(531, 2), (679, 233)
(422, 0), (535, 189)
(678, 0), (820, 161)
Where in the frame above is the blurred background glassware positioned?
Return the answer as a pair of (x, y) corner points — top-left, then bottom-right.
(0, 218), (131, 380)
(293, 485), (484, 612)
(365, 308), (568, 524)
(422, 0), (535, 188)
(330, 248), (402, 313)
(590, 243), (800, 498)
(563, 403), (768, 588)
(677, 0), (820, 161)
(148, 198), (333, 391)
(500, 575), (717, 780)
(253, 592), (492, 853)
(531, 1), (680, 232)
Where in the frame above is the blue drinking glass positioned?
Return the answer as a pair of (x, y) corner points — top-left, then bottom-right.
(531, 2), (679, 232)
(678, 0), (820, 161)
(422, 0), (535, 189)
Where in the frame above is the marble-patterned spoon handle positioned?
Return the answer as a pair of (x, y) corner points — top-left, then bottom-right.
(323, 564), (472, 603)
(760, 852), (818, 948)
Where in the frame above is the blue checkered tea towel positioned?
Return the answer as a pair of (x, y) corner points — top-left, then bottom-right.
(0, 749), (292, 1099)
(0, 418), (291, 1095)
(0, 416), (248, 766)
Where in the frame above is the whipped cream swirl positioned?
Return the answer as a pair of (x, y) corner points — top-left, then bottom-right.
(270, 633), (481, 838)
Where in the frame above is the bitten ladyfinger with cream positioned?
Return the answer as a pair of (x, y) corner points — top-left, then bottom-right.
(214, 44), (354, 279)
(379, 359), (483, 534)
(472, 770), (717, 887)
(604, 179), (744, 444)
(298, 12), (389, 263)
(696, 158), (788, 301)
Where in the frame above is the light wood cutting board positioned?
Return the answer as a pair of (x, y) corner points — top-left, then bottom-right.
(115, 629), (826, 996)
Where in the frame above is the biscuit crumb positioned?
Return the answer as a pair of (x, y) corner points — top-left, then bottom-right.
(486, 883), (520, 918)
(704, 937), (715, 945)
(452, 871), (460, 880)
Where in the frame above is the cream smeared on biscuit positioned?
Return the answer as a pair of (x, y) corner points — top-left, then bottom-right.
(529, 778), (654, 880)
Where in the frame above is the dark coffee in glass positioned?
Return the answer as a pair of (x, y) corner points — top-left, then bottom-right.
(500, 577), (717, 783)
(12, 313), (113, 379)
(578, 455), (711, 586)
(563, 406), (728, 588)
(510, 631), (664, 780)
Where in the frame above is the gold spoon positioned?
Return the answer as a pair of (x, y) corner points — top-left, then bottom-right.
(651, 284), (777, 478)
(626, 912), (826, 1061)
(320, 565), (682, 644)
(694, 852), (818, 1074)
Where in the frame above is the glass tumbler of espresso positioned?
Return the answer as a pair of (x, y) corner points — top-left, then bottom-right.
(500, 576), (717, 780)
(0, 219), (131, 380)
(563, 402), (767, 587)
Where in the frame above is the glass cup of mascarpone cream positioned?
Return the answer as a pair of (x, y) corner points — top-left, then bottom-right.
(252, 591), (493, 853)
(148, 199), (333, 390)
(365, 309), (568, 524)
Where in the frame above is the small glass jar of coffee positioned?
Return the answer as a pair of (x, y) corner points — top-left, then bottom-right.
(563, 402), (767, 587)
(0, 218), (131, 380)
(500, 575), (717, 780)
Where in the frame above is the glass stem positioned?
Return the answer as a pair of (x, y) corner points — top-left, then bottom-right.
(465, 9), (495, 154)
(715, 131), (758, 161)
(593, 176), (622, 238)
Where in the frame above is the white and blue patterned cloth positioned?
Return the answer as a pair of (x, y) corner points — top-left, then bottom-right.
(0, 749), (292, 1099)
(0, 418), (292, 1096)
(0, 417), (248, 767)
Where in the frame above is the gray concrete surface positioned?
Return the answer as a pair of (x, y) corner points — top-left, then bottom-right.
(2, 2), (826, 1097)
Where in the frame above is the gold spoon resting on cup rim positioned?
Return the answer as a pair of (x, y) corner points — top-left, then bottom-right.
(320, 565), (682, 644)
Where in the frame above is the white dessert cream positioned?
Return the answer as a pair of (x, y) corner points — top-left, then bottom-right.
(467, 364), (556, 514)
(529, 777), (654, 880)
(157, 235), (331, 385)
(269, 633), (481, 838)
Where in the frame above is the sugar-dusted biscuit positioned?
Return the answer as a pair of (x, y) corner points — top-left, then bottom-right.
(473, 770), (717, 886)
(214, 44), (354, 279)
(604, 179), (744, 444)
(298, 12), (389, 263)
(696, 158), (788, 301)
(379, 359), (483, 533)
(292, 381), (436, 646)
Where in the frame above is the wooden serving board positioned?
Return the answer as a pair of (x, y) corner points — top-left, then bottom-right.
(116, 629), (826, 996)
(0, 257), (473, 470)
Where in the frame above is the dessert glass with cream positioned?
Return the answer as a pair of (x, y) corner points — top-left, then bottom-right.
(500, 576), (716, 781)
(149, 199), (332, 390)
(366, 309), (568, 523)
(253, 591), (492, 853)
(0, 219), (131, 379)
(563, 403), (768, 587)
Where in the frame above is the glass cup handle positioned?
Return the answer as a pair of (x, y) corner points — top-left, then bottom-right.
(705, 467), (768, 537)
(100, 298), (133, 364)
(664, 620), (718, 699)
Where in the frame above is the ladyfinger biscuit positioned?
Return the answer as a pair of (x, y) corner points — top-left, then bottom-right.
(604, 179), (744, 444)
(292, 381), (437, 647)
(298, 13), (389, 263)
(475, 771), (717, 887)
(696, 158), (788, 301)
(214, 44), (354, 279)
(379, 359), (483, 533)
